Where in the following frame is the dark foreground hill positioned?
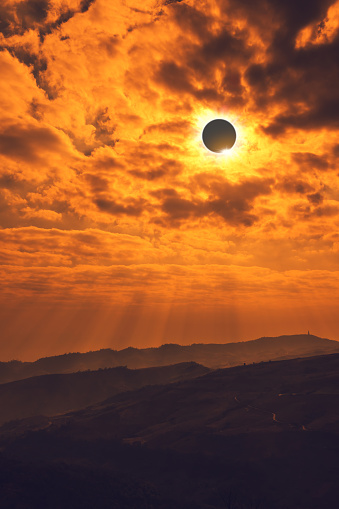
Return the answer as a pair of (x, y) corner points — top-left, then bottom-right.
(0, 362), (209, 426)
(1, 353), (339, 509)
(1, 333), (338, 383)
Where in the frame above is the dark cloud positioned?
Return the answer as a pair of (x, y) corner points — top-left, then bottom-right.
(208, 198), (258, 226)
(263, 96), (339, 135)
(60, 105), (120, 154)
(2, 46), (58, 99)
(130, 168), (166, 180)
(291, 201), (339, 220)
(130, 160), (183, 181)
(307, 192), (324, 205)
(84, 174), (110, 193)
(161, 197), (200, 220)
(155, 60), (194, 94)
(158, 176), (273, 226)
(0, 124), (64, 162)
(312, 205), (339, 217)
(39, 9), (74, 42)
(0, 173), (43, 205)
(0, 6), (72, 97)
(94, 198), (144, 216)
(193, 87), (223, 102)
(154, 52), (240, 105)
(27, 196), (70, 215)
(204, 176), (273, 226)
(39, 0), (99, 41)
(150, 188), (180, 199)
(164, 0), (184, 5)
(167, 0), (339, 126)
(79, 0), (96, 13)
(0, 0), (99, 99)
(153, 8), (253, 108)
(207, 0), (339, 134)
(246, 6), (339, 133)
(0, 0), (49, 38)
(198, 28), (252, 64)
(276, 177), (314, 194)
(195, 174), (273, 200)
(0, 173), (22, 190)
(292, 152), (330, 171)
(0, 0), (97, 40)
(221, 0), (334, 38)
(291, 202), (311, 218)
(90, 107), (117, 147)
(170, 3), (211, 40)
(0, 8), (12, 37)
(16, 0), (49, 25)
(221, 68), (245, 103)
(28, 98), (44, 121)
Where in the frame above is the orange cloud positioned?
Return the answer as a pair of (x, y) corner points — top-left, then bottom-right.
(1, 0), (339, 358)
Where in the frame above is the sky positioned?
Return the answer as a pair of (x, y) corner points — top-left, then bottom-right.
(1, 0), (339, 360)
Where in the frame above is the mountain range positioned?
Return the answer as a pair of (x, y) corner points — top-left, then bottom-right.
(1, 334), (339, 508)
(1, 333), (338, 383)
(1, 351), (339, 509)
(0, 362), (209, 426)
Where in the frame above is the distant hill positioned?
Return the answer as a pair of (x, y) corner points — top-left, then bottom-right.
(0, 362), (209, 426)
(1, 334), (338, 383)
(1, 353), (339, 509)
(14, 351), (337, 445)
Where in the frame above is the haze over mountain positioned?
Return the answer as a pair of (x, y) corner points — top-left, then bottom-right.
(0, 363), (209, 426)
(1, 352), (339, 509)
(10, 352), (338, 443)
(1, 334), (338, 384)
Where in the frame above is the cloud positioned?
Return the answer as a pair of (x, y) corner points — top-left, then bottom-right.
(1, 261), (339, 306)
(0, 0), (49, 38)
(0, 0), (339, 355)
(154, 60), (194, 94)
(170, 3), (211, 40)
(153, 20), (251, 107)
(155, 176), (274, 226)
(292, 152), (330, 171)
(276, 177), (315, 195)
(94, 197), (145, 216)
(0, 227), (174, 267)
(0, 122), (71, 162)
(130, 159), (183, 181)
(307, 192), (324, 204)
(0, 0), (97, 40)
(263, 96), (339, 135)
(212, 0), (339, 135)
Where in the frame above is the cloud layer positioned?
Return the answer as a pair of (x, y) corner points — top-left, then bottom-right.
(1, 0), (339, 358)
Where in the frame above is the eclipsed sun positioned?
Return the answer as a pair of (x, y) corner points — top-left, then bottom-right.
(202, 119), (237, 153)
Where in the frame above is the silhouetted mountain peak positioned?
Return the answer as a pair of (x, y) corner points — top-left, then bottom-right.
(1, 334), (338, 384)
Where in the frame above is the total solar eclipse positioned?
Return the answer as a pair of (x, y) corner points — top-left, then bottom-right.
(202, 119), (236, 153)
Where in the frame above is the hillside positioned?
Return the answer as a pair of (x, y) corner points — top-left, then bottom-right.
(14, 351), (338, 444)
(1, 353), (339, 509)
(0, 362), (209, 426)
(1, 334), (338, 383)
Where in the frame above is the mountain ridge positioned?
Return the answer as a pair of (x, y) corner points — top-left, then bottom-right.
(1, 334), (338, 384)
(0, 362), (209, 426)
(11, 333), (339, 359)
(0, 353), (339, 509)
(1, 352), (339, 509)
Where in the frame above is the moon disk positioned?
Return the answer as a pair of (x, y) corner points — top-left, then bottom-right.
(202, 119), (236, 153)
